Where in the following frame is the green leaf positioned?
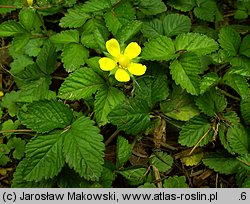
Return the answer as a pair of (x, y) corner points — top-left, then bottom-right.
(94, 87), (125, 126)
(163, 176), (189, 188)
(195, 88), (227, 117)
(59, 5), (90, 28)
(241, 97), (250, 126)
(167, 0), (195, 12)
(219, 27), (241, 57)
(170, 53), (201, 95)
(116, 136), (132, 167)
(0, 153), (10, 166)
(63, 116), (105, 181)
(239, 34), (250, 58)
(104, 1), (135, 36)
(142, 19), (163, 39)
(24, 38), (44, 57)
(160, 85), (200, 121)
(50, 30), (79, 44)
(175, 33), (219, 56)
(138, 0), (167, 15)
(219, 124), (235, 155)
(117, 20), (142, 43)
(18, 100), (73, 133)
(58, 68), (105, 100)
(141, 35), (176, 61)
(12, 159), (54, 188)
(1, 119), (20, 138)
(135, 75), (169, 107)
(149, 151), (173, 172)
(118, 167), (147, 186)
(81, 0), (116, 13)
(223, 72), (250, 99)
(242, 176), (250, 188)
(62, 43), (89, 72)
(179, 116), (213, 147)
(12, 33), (30, 52)
(139, 183), (157, 188)
(227, 124), (248, 155)
(10, 54), (34, 74)
(0, 20), (25, 37)
(193, 0), (218, 22)
(19, 8), (36, 31)
(1, 91), (20, 117)
(238, 154), (250, 171)
(36, 40), (57, 75)
(230, 57), (250, 77)
(108, 99), (151, 135)
(162, 14), (191, 37)
(200, 73), (220, 94)
(203, 151), (240, 175)
(7, 137), (25, 160)
(23, 131), (65, 181)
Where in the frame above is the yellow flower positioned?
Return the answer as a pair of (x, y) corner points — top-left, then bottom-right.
(99, 39), (147, 82)
(0, 91), (4, 97)
(27, 0), (33, 7)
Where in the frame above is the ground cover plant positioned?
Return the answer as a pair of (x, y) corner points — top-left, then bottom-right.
(0, 0), (249, 188)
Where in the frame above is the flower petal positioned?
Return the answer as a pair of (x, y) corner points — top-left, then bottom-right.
(128, 63), (147, 76)
(115, 68), (130, 82)
(106, 38), (120, 57)
(124, 42), (141, 59)
(99, 57), (117, 71)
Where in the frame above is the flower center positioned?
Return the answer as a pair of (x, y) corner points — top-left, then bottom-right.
(117, 54), (130, 68)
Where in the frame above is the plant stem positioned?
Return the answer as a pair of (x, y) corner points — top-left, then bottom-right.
(0, 129), (34, 134)
(217, 88), (241, 101)
(105, 129), (120, 146)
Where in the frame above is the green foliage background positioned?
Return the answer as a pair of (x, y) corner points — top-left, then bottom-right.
(0, 0), (249, 188)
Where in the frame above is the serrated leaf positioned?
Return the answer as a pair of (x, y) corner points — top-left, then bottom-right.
(36, 40), (57, 75)
(242, 176), (250, 188)
(63, 116), (105, 181)
(179, 116), (213, 147)
(135, 75), (169, 107)
(10, 55), (34, 74)
(1, 119), (20, 138)
(241, 97), (250, 126)
(149, 151), (173, 172)
(175, 33), (219, 56)
(170, 53), (201, 95)
(108, 99), (151, 135)
(138, 0), (167, 15)
(117, 20), (142, 43)
(19, 8), (36, 31)
(142, 19), (163, 39)
(203, 151), (240, 175)
(58, 68), (105, 100)
(219, 124), (235, 155)
(195, 88), (227, 116)
(118, 167), (147, 186)
(163, 176), (189, 188)
(193, 0), (218, 22)
(23, 131), (65, 181)
(200, 73), (219, 94)
(230, 57), (250, 77)
(1, 91), (20, 117)
(160, 85), (199, 121)
(81, 0), (116, 13)
(62, 43), (89, 72)
(0, 153), (10, 166)
(104, 1), (135, 36)
(219, 27), (241, 57)
(94, 87), (125, 126)
(0, 20), (25, 37)
(240, 34), (250, 58)
(24, 38), (44, 57)
(238, 154), (250, 171)
(50, 30), (79, 44)
(7, 137), (25, 160)
(12, 33), (30, 52)
(167, 0), (195, 12)
(18, 100), (73, 133)
(12, 159), (54, 188)
(141, 35), (176, 61)
(163, 14), (191, 37)
(227, 124), (248, 155)
(116, 136), (132, 167)
(59, 6), (90, 28)
(223, 72), (250, 99)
